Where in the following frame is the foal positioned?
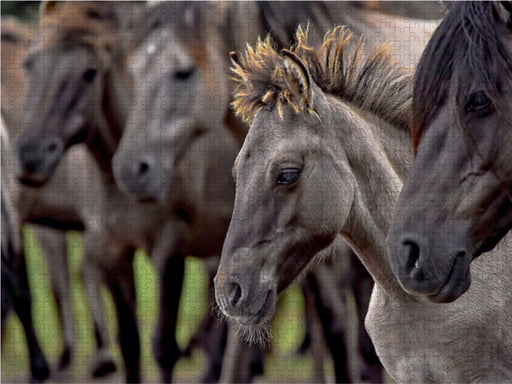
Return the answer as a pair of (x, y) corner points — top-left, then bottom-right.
(215, 27), (512, 382)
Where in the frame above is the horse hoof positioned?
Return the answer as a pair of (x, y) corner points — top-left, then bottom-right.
(57, 347), (72, 371)
(92, 360), (117, 378)
(160, 371), (172, 383)
(31, 356), (50, 383)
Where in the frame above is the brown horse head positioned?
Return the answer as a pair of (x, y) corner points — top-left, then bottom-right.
(387, 1), (512, 302)
(112, 2), (231, 202)
(214, 27), (410, 334)
(16, 1), (127, 185)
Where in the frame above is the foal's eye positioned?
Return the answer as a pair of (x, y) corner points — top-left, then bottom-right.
(277, 168), (301, 186)
(174, 67), (195, 81)
(465, 91), (492, 115)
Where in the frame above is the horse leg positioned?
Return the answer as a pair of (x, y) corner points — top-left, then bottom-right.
(352, 260), (383, 383)
(188, 258), (228, 382)
(197, 306), (264, 383)
(32, 225), (74, 370)
(199, 318), (228, 383)
(218, 325), (254, 383)
(296, 307), (312, 355)
(306, 266), (352, 383)
(301, 277), (326, 383)
(4, 240), (50, 382)
(153, 252), (184, 382)
(151, 221), (188, 382)
(104, 249), (140, 383)
(81, 234), (116, 378)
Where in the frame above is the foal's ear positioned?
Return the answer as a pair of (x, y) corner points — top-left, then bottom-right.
(40, 1), (59, 15)
(229, 51), (241, 67)
(282, 50), (313, 108)
(496, 1), (512, 28)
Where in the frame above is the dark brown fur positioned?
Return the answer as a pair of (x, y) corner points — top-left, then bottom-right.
(412, 1), (512, 150)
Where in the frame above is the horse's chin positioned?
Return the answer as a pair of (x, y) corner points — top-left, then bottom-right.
(16, 170), (50, 187)
(427, 254), (472, 303)
(217, 289), (275, 346)
(226, 316), (273, 346)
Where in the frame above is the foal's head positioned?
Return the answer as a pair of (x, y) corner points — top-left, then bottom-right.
(16, 2), (122, 185)
(388, 2), (512, 302)
(112, 2), (231, 202)
(214, 27), (410, 337)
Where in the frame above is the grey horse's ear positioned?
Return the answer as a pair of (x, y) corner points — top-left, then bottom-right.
(496, 1), (512, 28)
(282, 50), (313, 109)
(40, 1), (59, 15)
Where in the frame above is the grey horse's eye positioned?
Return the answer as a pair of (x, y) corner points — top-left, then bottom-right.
(277, 168), (301, 185)
(174, 67), (195, 81)
(83, 69), (98, 83)
(464, 91), (492, 116)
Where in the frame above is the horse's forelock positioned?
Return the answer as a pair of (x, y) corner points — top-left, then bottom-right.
(412, 2), (512, 152)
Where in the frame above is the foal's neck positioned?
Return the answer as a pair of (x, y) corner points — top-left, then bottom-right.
(335, 102), (411, 299)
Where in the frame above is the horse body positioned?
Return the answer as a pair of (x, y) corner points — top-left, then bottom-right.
(387, 1), (512, 301)
(1, 116), (51, 383)
(113, 2), (385, 381)
(13, 3), (158, 381)
(1, 18), (120, 375)
(215, 27), (512, 381)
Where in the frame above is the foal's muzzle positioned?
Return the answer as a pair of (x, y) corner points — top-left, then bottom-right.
(214, 272), (276, 326)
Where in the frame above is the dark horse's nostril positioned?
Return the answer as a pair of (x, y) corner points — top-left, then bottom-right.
(403, 240), (421, 274)
(137, 161), (149, 176)
(228, 282), (242, 308)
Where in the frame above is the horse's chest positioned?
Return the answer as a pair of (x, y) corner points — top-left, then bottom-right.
(105, 196), (166, 245)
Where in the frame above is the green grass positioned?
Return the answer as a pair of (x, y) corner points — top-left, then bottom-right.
(1, 227), (323, 382)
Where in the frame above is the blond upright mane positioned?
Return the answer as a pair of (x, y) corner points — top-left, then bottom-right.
(232, 26), (412, 130)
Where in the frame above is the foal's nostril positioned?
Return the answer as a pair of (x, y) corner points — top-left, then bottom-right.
(403, 240), (421, 274)
(137, 161), (150, 177)
(228, 282), (242, 308)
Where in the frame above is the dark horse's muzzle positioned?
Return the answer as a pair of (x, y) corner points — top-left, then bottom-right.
(387, 223), (473, 303)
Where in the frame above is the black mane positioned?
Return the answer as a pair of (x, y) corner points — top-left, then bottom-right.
(412, 1), (512, 148)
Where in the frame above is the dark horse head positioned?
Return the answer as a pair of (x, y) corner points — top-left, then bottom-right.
(15, 2), (127, 186)
(388, 2), (512, 303)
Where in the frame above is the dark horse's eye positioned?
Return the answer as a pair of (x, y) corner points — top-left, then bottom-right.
(465, 91), (492, 115)
(277, 168), (301, 186)
(83, 69), (98, 83)
(174, 67), (195, 81)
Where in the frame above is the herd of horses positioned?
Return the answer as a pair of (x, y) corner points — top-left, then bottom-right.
(1, 1), (511, 383)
